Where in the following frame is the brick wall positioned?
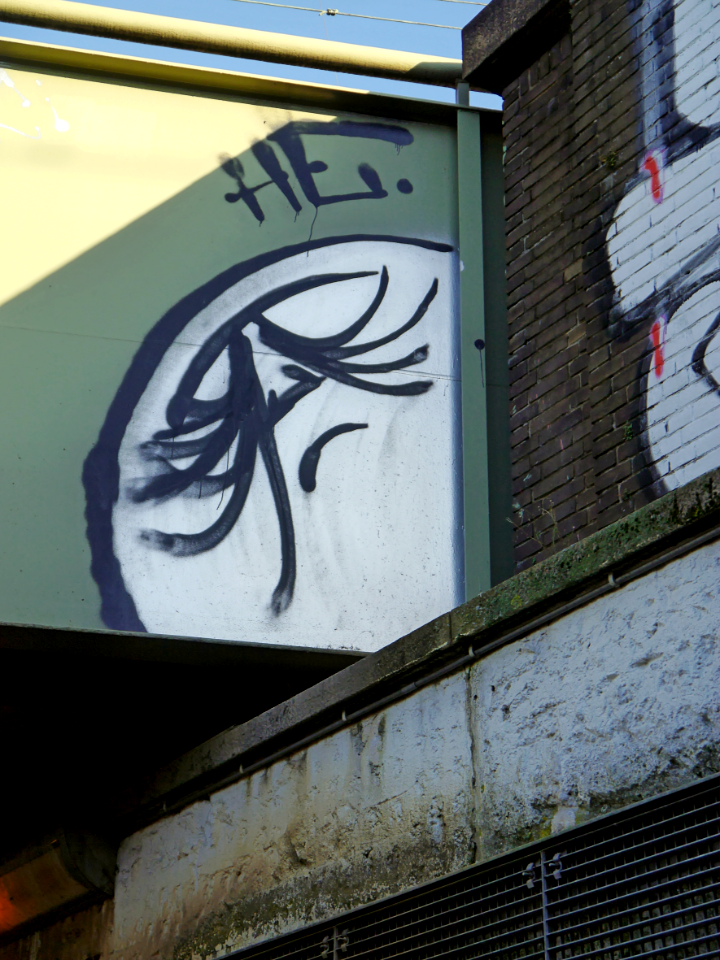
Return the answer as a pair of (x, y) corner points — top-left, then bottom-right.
(494, 0), (720, 571)
(503, 29), (589, 570)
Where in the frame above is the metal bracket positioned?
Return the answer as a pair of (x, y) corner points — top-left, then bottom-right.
(321, 927), (350, 959)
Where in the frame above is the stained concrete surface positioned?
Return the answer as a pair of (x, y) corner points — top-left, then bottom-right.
(0, 903), (113, 960)
(125, 467), (720, 827)
(471, 539), (720, 855)
(114, 675), (474, 960)
(99, 537), (720, 960)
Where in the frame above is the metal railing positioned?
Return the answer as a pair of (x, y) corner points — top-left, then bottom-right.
(229, 776), (720, 960)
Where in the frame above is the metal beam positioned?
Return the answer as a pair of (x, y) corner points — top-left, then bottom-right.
(0, 0), (463, 86)
(456, 81), (492, 598)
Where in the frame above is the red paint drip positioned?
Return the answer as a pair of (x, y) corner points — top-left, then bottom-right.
(651, 320), (665, 378)
(642, 152), (663, 203)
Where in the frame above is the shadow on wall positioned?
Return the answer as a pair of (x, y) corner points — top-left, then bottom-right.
(0, 104), (461, 648)
(607, 0), (720, 496)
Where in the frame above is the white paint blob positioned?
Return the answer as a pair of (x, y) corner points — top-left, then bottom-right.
(0, 69), (69, 139)
(46, 99), (70, 132)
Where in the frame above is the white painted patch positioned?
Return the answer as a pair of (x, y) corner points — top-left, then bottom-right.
(112, 240), (461, 650)
(47, 99), (69, 133)
(674, 0), (720, 128)
(0, 68), (30, 108)
(0, 68), (69, 139)
(606, 147), (720, 315)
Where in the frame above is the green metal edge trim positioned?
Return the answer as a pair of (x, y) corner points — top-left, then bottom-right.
(480, 112), (513, 587)
(457, 99), (491, 598)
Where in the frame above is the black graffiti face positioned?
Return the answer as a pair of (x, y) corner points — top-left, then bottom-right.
(83, 236), (456, 637)
(129, 263), (438, 616)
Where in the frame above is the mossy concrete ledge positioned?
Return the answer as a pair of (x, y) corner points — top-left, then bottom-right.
(452, 465), (720, 640)
(122, 466), (720, 826)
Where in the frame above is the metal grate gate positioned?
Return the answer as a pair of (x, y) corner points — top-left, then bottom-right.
(231, 777), (720, 960)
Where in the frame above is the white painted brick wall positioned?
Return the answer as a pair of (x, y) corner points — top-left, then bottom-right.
(605, 0), (720, 492)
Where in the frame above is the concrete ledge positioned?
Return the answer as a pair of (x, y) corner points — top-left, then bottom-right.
(118, 467), (720, 829)
(462, 0), (571, 93)
(452, 467), (720, 638)
(116, 612), (454, 824)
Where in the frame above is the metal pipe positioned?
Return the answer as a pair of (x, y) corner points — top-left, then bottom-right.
(0, 0), (463, 86)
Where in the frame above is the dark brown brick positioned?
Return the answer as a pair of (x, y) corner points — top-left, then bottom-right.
(497, 0), (661, 569)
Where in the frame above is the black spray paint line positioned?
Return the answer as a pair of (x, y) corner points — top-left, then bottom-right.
(83, 234), (454, 633)
(299, 423), (368, 493)
(223, 120), (416, 224)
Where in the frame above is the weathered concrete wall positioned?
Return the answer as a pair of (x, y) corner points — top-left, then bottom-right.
(471, 538), (720, 855)
(114, 675), (475, 960)
(0, 902), (113, 960)
(104, 536), (720, 960)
